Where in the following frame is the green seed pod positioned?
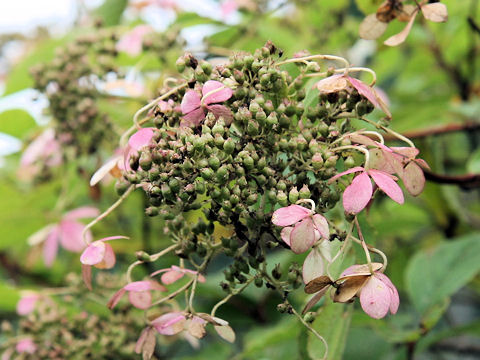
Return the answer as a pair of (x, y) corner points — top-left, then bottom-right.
(216, 165), (229, 183)
(200, 167), (214, 180)
(139, 152), (152, 171)
(195, 177), (207, 193)
(272, 263), (282, 279)
(249, 101), (261, 115)
(304, 312), (315, 323)
(223, 138), (236, 154)
(208, 156), (221, 171)
(224, 269), (234, 282)
(266, 112), (278, 127)
(212, 123), (225, 136)
(145, 207), (159, 217)
(254, 277), (263, 287)
(325, 155), (338, 168)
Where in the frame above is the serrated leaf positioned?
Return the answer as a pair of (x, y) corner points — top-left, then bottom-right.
(405, 233), (480, 315)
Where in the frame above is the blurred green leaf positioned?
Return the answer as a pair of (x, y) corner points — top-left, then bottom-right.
(0, 109), (37, 138)
(467, 148), (480, 173)
(95, 0), (128, 26)
(354, 0), (383, 15)
(0, 283), (20, 312)
(405, 233), (480, 314)
(307, 298), (352, 360)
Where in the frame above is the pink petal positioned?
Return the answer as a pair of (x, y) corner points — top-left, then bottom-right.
(312, 214), (329, 239)
(152, 312), (186, 335)
(302, 248), (325, 284)
(328, 166), (365, 183)
(107, 288), (126, 309)
(368, 169), (404, 204)
(221, 0), (238, 18)
(43, 226), (60, 267)
(348, 77), (381, 108)
(342, 172), (373, 214)
(95, 243), (116, 269)
(181, 90), (202, 114)
(148, 280), (167, 292)
(16, 339), (36, 354)
(340, 263), (383, 277)
(90, 156), (122, 186)
(58, 220), (88, 252)
(125, 280), (153, 292)
(280, 227), (293, 246)
(359, 276), (392, 319)
(63, 206), (99, 220)
(201, 80), (233, 105)
(116, 25), (152, 56)
(374, 273), (399, 314)
(80, 241), (106, 265)
(161, 270), (185, 285)
(16, 295), (39, 316)
(384, 10), (419, 47)
(128, 290), (152, 309)
(391, 147), (420, 159)
(20, 129), (56, 166)
(180, 107), (206, 127)
(421, 3), (448, 23)
(271, 205), (311, 226)
(290, 217), (316, 254)
(206, 104), (234, 124)
(128, 128), (155, 151)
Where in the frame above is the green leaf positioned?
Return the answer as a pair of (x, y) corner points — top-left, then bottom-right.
(95, 0), (128, 26)
(0, 283), (20, 312)
(405, 233), (480, 315)
(0, 109), (37, 138)
(467, 148), (480, 173)
(307, 298), (352, 360)
(354, 0), (383, 15)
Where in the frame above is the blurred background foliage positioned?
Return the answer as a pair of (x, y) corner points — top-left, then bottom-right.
(0, 0), (479, 359)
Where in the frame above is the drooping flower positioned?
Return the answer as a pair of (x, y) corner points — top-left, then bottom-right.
(328, 166), (404, 214)
(334, 264), (399, 319)
(315, 74), (391, 117)
(180, 80), (233, 127)
(116, 25), (153, 56)
(28, 207), (99, 267)
(151, 265), (206, 285)
(16, 293), (40, 316)
(80, 236), (128, 289)
(18, 128), (62, 181)
(272, 204), (329, 254)
(107, 280), (167, 310)
(15, 338), (36, 354)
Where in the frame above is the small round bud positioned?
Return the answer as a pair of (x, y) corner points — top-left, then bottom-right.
(299, 185), (311, 199)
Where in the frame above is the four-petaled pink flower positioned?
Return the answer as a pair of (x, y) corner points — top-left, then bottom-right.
(116, 25), (153, 57)
(108, 280), (167, 310)
(15, 338), (36, 354)
(338, 264), (399, 319)
(28, 207), (99, 267)
(181, 80), (233, 127)
(16, 294), (41, 316)
(151, 265), (206, 285)
(328, 167), (404, 214)
(272, 204), (329, 254)
(315, 74), (391, 117)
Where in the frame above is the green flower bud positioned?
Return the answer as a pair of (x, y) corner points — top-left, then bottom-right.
(277, 303), (287, 313)
(344, 156), (355, 169)
(325, 155), (338, 168)
(169, 178), (181, 193)
(145, 207), (159, 217)
(247, 193), (258, 205)
(139, 152), (152, 171)
(272, 263), (282, 279)
(304, 312), (315, 323)
(288, 187), (299, 203)
(216, 165), (229, 184)
(200, 167), (214, 180)
(279, 114), (290, 128)
(299, 185), (311, 199)
(243, 156), (255, 170)
(249, 101), (261, 115)
(312, 153), (324, 170)
(208, 156), (220, 171)
(200, 60), (212, 75)
(254, 277), (263, 287)
(195, 177), (207, 193)
(212, 123), (225, 136)
(136, 250), (152, 262)
(277, 191), (288, 206)
(175, 57), (186, 72)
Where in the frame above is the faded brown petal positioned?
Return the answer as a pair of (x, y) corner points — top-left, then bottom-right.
(187, 319), (207, 339)
(397, 4), (417, 22)
(401, 161), (425, 196)
(82, 264), (92, 291)
(214, 325), (236, 343)
(384, 9), (419, 46)
(142, 327), (156, 360)
(376, 0), (400, 23)
(359, 14), (388, 40)
(302, 286), (330, 315)
(333, 275), (370, 303)
(421, 3), (448, 23)
(305, 275), (333, 294)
